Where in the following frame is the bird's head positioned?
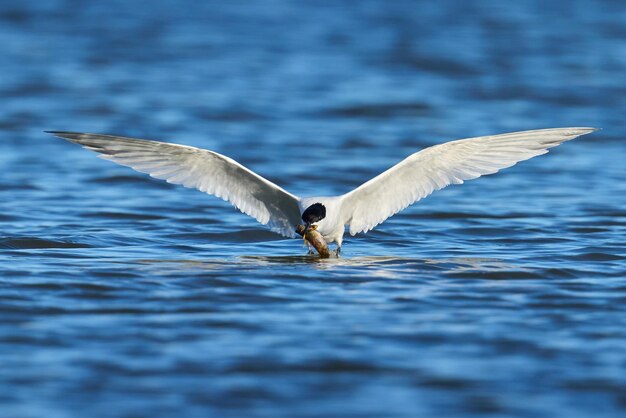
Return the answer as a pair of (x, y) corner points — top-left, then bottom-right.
(301, 203), (326, 237)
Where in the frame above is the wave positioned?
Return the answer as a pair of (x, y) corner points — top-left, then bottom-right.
(0, 237), (92, 249)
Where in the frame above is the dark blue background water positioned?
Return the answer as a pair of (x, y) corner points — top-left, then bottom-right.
(1, 1), (625, 417)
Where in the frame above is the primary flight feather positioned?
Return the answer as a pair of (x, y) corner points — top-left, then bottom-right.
(49, 127), (596, 254)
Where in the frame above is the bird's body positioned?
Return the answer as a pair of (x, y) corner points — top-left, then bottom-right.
(49, 127), (596, 255)
(299, 196), (345, 246)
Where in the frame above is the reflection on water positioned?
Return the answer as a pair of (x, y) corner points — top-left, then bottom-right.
(1, 1), (626, 417)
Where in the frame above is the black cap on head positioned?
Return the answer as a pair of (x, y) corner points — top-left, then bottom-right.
(302, 203), (326, 224)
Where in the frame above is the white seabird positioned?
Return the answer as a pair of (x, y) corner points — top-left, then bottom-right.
(48, 128), (596, 255)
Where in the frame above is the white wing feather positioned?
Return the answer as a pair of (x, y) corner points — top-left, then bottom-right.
(49, 132), (302, 238)
(341, 127), (597, 235)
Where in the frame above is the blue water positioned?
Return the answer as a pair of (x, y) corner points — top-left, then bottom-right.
(2, 1), (626, 417)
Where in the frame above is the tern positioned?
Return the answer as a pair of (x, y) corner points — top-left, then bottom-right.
(49, 128), (596, 255)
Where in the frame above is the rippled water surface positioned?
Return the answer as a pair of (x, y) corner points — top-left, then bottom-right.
(2, 1), (626, 417)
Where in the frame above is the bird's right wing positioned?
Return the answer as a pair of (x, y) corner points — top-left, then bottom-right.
(341, 127), (596, 235)
(48, 131), (302, 238)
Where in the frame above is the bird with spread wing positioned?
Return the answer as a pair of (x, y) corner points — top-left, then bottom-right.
(49, 127), (596, 255)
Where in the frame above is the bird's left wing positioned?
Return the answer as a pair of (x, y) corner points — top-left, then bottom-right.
(340, 127), (596, 235)
(48, 131), (301, 237)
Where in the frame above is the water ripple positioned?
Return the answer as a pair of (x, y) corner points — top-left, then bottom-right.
(0, 237), (92, 249)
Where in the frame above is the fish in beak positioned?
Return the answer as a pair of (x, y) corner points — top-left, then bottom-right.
(303, 222), (311, 244)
